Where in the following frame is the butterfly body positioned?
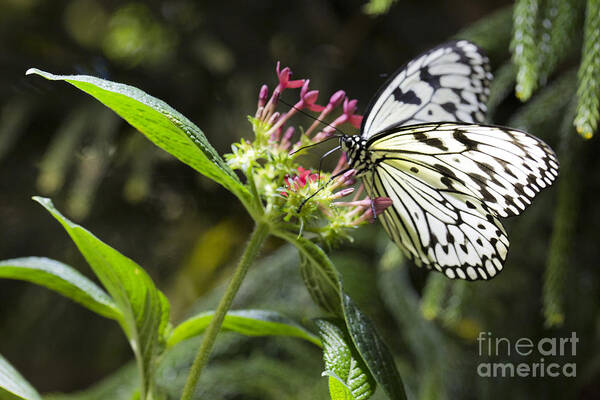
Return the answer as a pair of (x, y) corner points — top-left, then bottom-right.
(339, 40), (559, 280)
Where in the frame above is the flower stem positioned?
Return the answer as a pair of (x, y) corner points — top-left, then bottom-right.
(180, 222), (270, 400)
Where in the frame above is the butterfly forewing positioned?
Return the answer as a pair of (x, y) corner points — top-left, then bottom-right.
(361, 40), (492, 137)
(363, 123), (558, 280)
(368, 123), (559, 218)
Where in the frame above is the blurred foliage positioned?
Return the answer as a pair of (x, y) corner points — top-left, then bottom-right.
(1, 0), (600, 399)
(363, 0), (398, 16)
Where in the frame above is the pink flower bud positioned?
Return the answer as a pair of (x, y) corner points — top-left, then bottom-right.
(329, 90), (346, 108)
(330, 168), (356, 189)
(267, 111), (280, 125)
(343, 98), (358, 116)
(255, 106), (264, 119)
(258, 84), (268, 108)
(303, 90), (319, 104)
(280, 126), (295, 150)
(372, 197), (393, 215)
(276, 62), (291, 86)
(332, 187), (355, 199)
(270, 126), (283, 142)
(303, 89), (324, 112)
(300, 79), (310, 98)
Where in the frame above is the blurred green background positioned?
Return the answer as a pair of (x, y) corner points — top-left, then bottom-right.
(1, 0), (599, 399)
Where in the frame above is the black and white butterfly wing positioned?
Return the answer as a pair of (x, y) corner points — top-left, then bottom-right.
(363, 123), (559, 280)
(361, 40), (492, 137)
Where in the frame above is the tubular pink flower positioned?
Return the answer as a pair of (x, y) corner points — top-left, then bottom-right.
(276, 62), (304, 89)
(267, 111), (280, 126)
(341, 98), (363, 128)
(372, 197), (393, 214)
(305, 90), (347, 138)
(270, 126), (283, 142)
(355, 197), (393, 224)
(329, 90), (346, 108)
(298, 80), (324, 112)
(258, 84), (268, 109)
(303, 90), (323, 112)
(262, 90), (280, 122)
(334, 198), (372, 209)
(312, 99), (358, 141)
(267, 80), (323, 136)
(343, 98), (358, 115)
(255, 106), (264, 120)
(329, 169), (356, 190)
(331, 187), (355, 199)
(333, 196), (393, 224)
(280, 126), (295, 150)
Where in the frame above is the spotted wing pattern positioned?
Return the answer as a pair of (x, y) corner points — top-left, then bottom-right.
(361, 40), (492, 138)
(362, 123), (559, 280)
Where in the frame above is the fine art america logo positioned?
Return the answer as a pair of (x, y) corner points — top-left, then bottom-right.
(477, 332), (578, 378)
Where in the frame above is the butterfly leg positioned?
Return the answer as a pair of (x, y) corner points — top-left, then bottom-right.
(370, 200), (377, 222)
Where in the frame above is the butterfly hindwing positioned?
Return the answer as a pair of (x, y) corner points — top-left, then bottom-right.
(364, 165), (509, 280)
(362, 123), (558, 280)
(361, 40), (492, 137)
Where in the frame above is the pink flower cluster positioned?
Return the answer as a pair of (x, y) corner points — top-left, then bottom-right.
(256, 62), (393, 224)
(282, 167), (318, 197)
(256, 62), (363, 149)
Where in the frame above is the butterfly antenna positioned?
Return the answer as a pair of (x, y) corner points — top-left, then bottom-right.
(279, 98), (349, 137)
(297, 167), (352, 213)
(289, 135), (339, 156)
(316, 145), (341, 181)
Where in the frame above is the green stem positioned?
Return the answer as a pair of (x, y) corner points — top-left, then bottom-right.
(180, 222), (270, 400)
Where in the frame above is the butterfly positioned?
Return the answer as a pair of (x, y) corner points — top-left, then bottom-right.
(338, 40), (559, 280)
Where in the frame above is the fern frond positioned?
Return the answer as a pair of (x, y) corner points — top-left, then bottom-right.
(420, 274), (449, 320)
(455, 6), (513, 59)
(511, 0), (542, 101)
(538, 0), (583, 84)
(574, 0), (600, 138)
(544, 99), (582, 327)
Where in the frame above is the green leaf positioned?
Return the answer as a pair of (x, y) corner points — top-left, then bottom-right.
(33, 197), (169, 399)
(315, 319), (375, 400)
(0, 257), (120, 320)
(44, 363), (138, 400)
(327, 374), (354, 400)
(167, 309), (321, 348)
(25, 68), (251, 206)
(0, 354), (41, 400)
(341, 290), (407, 400)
